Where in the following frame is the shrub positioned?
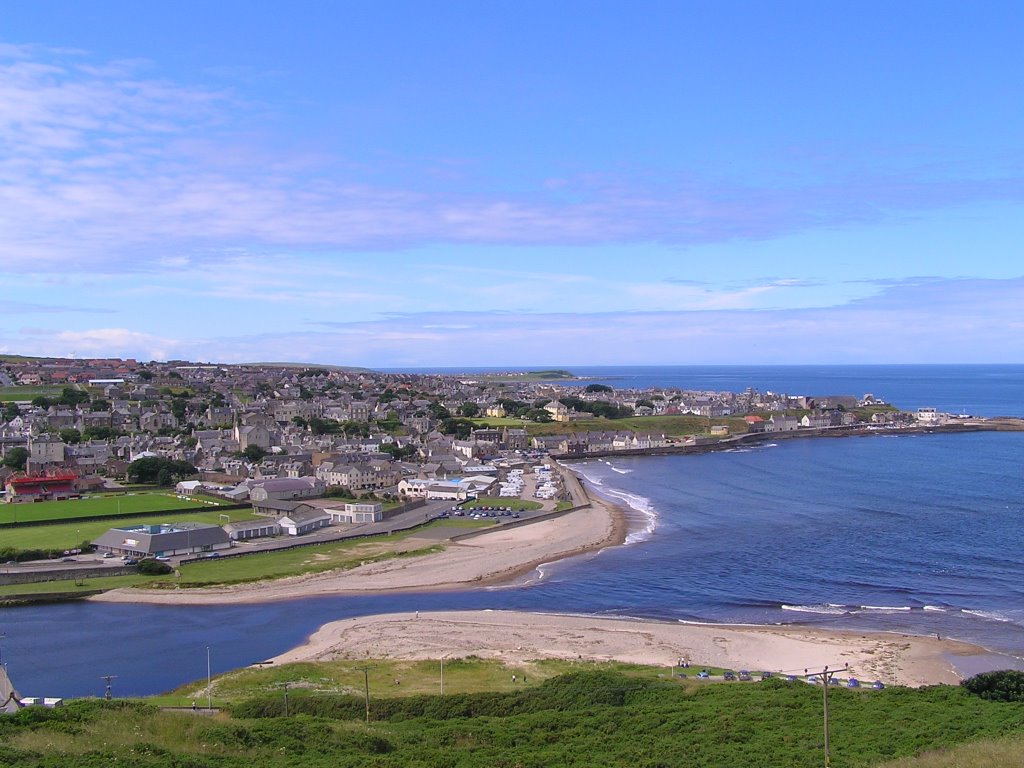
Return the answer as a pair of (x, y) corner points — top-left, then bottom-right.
(962, 670), (1024, 702)
(137, 559), (174, 575)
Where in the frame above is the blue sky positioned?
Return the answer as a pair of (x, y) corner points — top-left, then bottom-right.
(2, 1), (1023, 366)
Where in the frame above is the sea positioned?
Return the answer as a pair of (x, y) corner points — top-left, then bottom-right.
(2, 365), (1022, 697)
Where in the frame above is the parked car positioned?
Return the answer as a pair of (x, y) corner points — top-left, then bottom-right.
(723, 670), (737, 681)
(760, 671), (773, 681)
(847, 678), (860, 688)
(871, 680), (885, 690)
(738, 670), (752, 681)
(697, 670), (710, 679)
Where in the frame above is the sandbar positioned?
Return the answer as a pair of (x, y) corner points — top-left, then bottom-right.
(270, 609), (979, 687)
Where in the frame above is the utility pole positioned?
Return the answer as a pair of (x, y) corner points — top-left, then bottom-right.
(100, 675), (117, 700)
(206, 646), (212, 710)
(283, 682), (289, 717)
(440, 654), (451, 695)
(356, 666), (372, 723)
(804, 663), (848, 767)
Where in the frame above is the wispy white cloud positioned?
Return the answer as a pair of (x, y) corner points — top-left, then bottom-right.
(5, 47), (1024, 274)
(10, 276), (1004, 365)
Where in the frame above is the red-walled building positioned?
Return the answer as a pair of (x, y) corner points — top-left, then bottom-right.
(3, 472), (78, 503)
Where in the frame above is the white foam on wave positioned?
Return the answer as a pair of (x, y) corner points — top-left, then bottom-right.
(566, 464), (658, 544)
(923, 605), (948, 613)
(572, 465), (606, 488)
(781, 604), (849, 615)
(608, 465), (633, 475)
(600, 486), (658, 544)
(859, 605), (913, 612)
(962, 609), (1014, 623)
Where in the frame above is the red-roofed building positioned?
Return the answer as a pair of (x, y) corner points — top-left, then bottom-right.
(4, 472), (78, 503)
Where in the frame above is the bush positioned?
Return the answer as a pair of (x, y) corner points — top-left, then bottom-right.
(136, 559), (174, 575)
(962, 670), (1024, 702)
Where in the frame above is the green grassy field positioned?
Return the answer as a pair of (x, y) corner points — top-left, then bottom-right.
(153, 657), (674, 708)
(468, 416), (532, 427)
(0, 491), (227, 526)
(3, 668), (1024, 767)
(522, 413), (751, 437)
(0, 507), (258, 550)
(462, 496), (542, 511)
(0, 384), (66, 401)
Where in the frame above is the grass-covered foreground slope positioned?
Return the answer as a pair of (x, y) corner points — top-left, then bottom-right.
(3, 670), (1024, 767)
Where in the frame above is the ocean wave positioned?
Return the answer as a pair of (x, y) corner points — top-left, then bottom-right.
(923, 605), (949, 612)
(608, 465), (633, 474)
(595, 486), (659, 544)
(781, 604), (850, 615)
(571, 466), (606, 487)
(961, 609), (1015, 623)
(858, 605), (913, 612)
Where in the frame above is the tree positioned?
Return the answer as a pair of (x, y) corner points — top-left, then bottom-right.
(137, 370), (154, 380)
(380, 443), (417, 460)
(170, 399), (187, 420)
(440, 417), (476, 439)
(83, 426), (121, 441)
(58, 387), (90, 407)
(585, 384), (613, 394)
(127, 457), (196, 484)
(308, 417), (341, 436)
(3, 402), (19, 420)
(243, 445), (268, 462)
(428, 402), (451, 420)
(31, 396), (53, 409)
(459, 402), (480, 417)
(89, 398), (110, 412)
(292, 416), (309, 429)
(59, 428), (82, 445)
(2, 447), (28, 471)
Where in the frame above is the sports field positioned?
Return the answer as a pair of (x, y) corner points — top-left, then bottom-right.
(0, 491), (225, 526)
(0, 385), (66, 402)
(0, 507), (259, 551)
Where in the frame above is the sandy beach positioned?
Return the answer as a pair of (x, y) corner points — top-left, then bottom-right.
(269, 609), (979, 687)
(91, 489), (627, 605)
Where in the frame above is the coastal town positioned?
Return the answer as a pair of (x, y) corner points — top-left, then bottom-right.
(1, 357), (997, 557)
